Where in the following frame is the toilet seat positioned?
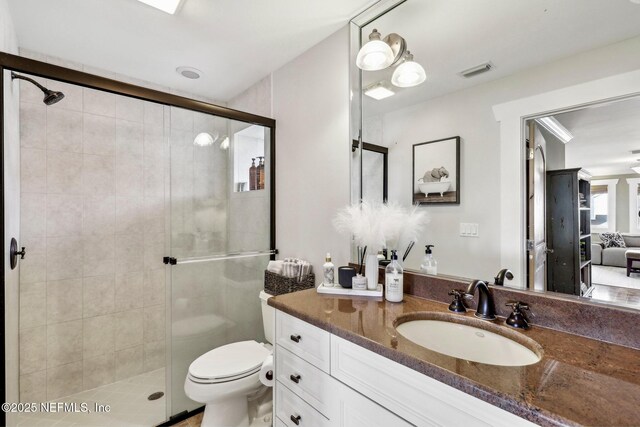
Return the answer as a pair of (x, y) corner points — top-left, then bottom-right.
(188, 340), (270, 384)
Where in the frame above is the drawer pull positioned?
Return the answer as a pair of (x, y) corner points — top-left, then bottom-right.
(289, 373), (301, 383)
(290, 334), (301, 343)
(290, 414), (301, 425)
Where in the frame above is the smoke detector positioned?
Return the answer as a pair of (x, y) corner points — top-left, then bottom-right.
(459, 62), (494, 78)
(176, 66), (202, 80)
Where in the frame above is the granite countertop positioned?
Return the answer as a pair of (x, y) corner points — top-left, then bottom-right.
(268, 289), (640, 427)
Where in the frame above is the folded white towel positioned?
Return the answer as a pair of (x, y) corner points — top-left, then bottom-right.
(270, 258), (312, 280)
(267, 260), (284, 274)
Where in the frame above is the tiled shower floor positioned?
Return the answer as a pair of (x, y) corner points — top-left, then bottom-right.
(17, 369), (166, 427)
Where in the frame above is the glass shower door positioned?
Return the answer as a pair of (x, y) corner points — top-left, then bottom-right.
(167, 106), (273, 416)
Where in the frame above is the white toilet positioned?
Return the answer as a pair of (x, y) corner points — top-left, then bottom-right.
(185, 291), (275, 427)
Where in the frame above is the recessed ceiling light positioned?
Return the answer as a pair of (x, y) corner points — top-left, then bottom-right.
(176, 66), (202, 79)
(364, 83), (395, 100)
(136, 0), (184, 15)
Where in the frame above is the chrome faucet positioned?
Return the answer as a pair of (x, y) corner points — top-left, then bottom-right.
(465, 280), (497, 320)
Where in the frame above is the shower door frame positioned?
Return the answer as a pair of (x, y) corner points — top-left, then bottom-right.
(0, 51), (277, 426)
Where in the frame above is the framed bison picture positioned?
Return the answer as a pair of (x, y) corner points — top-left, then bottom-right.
(412, 136), (460, 205)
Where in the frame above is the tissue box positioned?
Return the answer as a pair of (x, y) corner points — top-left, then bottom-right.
(264, 270), (315, 296)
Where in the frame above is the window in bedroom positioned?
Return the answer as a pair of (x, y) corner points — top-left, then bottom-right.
(590, 179), (618, 232)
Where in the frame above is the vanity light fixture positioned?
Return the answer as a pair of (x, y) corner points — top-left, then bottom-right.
(194, 132), (216, 147)
(220, 136), (230, 150)
(356, 29), (406, 71)
(535, 116), (574, 143)
(363, 82), (395, 100)
(391, 51), (427, 88)
(136, 0), (184, 14)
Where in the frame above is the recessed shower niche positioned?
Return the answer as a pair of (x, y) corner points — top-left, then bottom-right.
(232, 125), (267, 192)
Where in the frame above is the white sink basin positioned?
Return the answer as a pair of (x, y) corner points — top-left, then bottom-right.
(396, 318), (541, 366)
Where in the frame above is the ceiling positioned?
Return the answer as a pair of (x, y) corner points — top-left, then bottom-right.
(7, 0), (376, 101)
(560, 96), (640, 177)
(362, 0), (640, 116)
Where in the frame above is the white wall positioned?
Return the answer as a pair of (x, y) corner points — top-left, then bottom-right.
(273, 27), (351, 282)
(375, 35), (640, 281)
(1, 0), (20, 419)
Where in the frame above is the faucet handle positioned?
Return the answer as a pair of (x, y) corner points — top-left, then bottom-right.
(505, 301), (529, 311)
(505, 301), (530, 329)
(448, 289), (467, 313)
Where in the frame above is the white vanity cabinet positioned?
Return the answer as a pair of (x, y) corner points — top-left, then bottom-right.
(273, 310), (535, 427)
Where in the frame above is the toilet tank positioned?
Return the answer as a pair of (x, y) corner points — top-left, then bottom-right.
(259, 291), (275, 344)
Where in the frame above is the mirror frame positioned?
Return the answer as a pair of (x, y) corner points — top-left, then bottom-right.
(351, 1), (640, 299)
(494, 69), (640, 289)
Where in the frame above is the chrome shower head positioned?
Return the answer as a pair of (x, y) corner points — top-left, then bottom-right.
(11, 72), (65, 105)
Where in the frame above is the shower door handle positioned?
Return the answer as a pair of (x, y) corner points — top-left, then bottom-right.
(9, 238), (25, 270)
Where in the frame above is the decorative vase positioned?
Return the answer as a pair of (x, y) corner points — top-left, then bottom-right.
(365, 253), (379, 290)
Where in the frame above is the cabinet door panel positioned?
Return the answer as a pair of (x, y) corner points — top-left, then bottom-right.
(331, 335), (535, 427)
(337, 380), (413, 427)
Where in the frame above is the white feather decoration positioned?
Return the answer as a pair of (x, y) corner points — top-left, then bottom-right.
(333, 201), (430, 253)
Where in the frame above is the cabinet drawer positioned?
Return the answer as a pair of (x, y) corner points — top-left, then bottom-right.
(276, 345), (339, 419)
(276, 310), (330, 372)
(331, 335), (535, 427)
(276, 417), (288, 427)
(276, 380), (332, 427)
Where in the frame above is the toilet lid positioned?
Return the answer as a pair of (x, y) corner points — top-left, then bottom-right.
(188, 340), (270, 381)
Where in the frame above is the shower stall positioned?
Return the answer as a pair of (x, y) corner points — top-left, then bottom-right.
(0, 52), (275, 426)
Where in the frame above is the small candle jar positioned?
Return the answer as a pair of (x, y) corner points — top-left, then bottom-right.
(352, 274), (367, 290)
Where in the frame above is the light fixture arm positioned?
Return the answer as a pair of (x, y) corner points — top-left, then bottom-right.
(382, 33), (407, 67)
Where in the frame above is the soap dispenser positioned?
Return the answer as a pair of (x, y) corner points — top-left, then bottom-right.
(385, 250), (403, 303)
(420, 245), (438, 275)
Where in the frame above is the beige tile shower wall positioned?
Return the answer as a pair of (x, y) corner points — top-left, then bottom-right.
(18, 79), (167, 402)
(227, 77), (272, 255)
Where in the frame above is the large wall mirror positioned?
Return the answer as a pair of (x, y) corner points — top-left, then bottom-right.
(350, 0), (640, 310)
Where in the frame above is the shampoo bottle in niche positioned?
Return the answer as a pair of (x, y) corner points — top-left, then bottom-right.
(257, 156), (265, 190)
(385, 250), (403, 303)
(249, 158), (257, 191)
(323, 253), (335, 286)
(420, 245), (437, 275)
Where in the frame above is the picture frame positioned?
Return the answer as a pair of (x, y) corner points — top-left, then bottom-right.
(412, 136), (460, 205)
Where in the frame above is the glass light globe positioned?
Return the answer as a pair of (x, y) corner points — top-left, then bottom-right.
(356, 29), (394, 71)
(391, 56), (426, 88)
(194, 132), (217, 147)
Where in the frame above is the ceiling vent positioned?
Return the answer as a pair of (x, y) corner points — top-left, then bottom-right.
(176, 66), (202, 80)
(459, 62), (494, 78)
(631, 149), (640, 154)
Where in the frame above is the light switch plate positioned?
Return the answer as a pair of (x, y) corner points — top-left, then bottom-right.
(460, 223), (479, 237)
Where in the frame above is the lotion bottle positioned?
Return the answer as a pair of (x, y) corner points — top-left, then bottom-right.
(420, 245), (438, 275)
(323, 253), (335, 286)
(385, 250), (403, 302)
